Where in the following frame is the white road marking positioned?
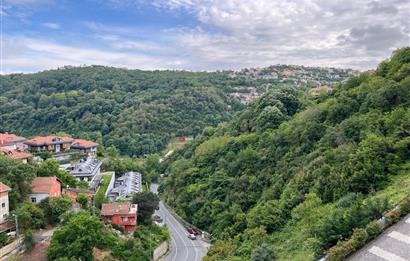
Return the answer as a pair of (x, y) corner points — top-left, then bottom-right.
(388, 231), (410, 245)
(368, 246), (408, 261)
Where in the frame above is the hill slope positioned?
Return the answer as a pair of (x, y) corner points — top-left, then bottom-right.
(0, 66), (353, 156)
(160, 48), (410, 260)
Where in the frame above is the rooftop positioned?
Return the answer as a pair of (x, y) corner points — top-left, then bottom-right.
(25, 136), (73, 145)
(68, 158), (102, 176)
(101, 203), (137, 216)
(0, 133), (26, 142)
(0, 148), (33, 159)
(71, 139), (99, 148)
(0, 182), (11, 193)
(31, 176), (61, 194)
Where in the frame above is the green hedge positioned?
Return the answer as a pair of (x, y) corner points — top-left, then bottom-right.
(95, 174), (113, 209)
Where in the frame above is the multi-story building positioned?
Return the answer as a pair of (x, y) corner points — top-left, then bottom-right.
(70, 139), (99, 156)
(107, 172), (142, 202)
(0, 182), (11, 224)
(25, 136), (74, 153)
(64, 157), (102, 182)
(101, 203), (138, 233)
(0, 133), (27, 150)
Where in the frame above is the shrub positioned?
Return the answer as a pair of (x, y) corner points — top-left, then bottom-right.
(24, 229), (36, 251)
(111, 223), (124, 233)
(349, 228), (368, 249)
(399, 196), (410, 215)
(385, 208), (401, 225)
(366, 221), (382, 240)
(0, 232), (10, 247)
(328, 242), (353, 261)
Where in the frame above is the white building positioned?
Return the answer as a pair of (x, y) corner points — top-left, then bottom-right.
(0, 182), (11, 224)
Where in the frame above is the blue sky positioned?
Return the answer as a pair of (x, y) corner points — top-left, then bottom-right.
(1, 0), (409, 73)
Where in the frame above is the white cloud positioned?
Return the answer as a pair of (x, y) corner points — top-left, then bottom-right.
(1, 36), (186, 73)
(42, 22), (60, 29)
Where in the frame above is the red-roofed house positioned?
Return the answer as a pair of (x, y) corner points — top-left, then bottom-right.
(101, 203), (138, 233)
(25, 136), (73, 153)
(28, 176), (62, 204)
(0, 182), (11, 224)
(0, 133), (27, 150)
(71, 139), (99, 155)
(0, 148), (33, 163)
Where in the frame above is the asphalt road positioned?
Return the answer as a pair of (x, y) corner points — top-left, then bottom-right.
(151, 184), (209, 261)
(349, 213), (410, 261)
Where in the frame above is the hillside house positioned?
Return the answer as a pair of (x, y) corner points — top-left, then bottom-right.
(0, 148), (33, 163)
(0, 133), (27, 150)
(28, 176), (62, 204)
(107, 172), (142, 201)
(101, 203), (138, 233)
(0, 182), (11, 224)
(25, 136), (73, 153)
(71, 139), (99, 156)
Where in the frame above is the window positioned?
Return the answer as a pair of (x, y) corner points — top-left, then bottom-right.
(122, 217), (129, 222)
(31, 197), (37, 203)
(1, 203), (5, 208)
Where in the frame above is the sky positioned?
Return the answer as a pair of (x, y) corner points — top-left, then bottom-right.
(1, 0), (409, 73)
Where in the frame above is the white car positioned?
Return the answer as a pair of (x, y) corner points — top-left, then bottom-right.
(188, 233), (196, 240)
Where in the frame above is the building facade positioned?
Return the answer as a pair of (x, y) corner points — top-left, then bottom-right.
(101, 203), (138, 233)
(0, 133), (27, 150)
(71, 139), (99, 156)
(25, 136), (74, 153)
(64, 157), (102, 182)
(28, 176), (62, 204)
(0, 182), (11, 224)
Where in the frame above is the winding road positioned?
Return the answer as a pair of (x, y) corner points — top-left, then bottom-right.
(151, 184), (209, 261)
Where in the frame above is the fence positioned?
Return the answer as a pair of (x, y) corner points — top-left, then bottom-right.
(0, 236), (24, 260)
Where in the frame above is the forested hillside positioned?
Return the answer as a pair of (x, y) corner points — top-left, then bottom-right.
(160, 48), (410, 260)
(0, 66), (352, 156)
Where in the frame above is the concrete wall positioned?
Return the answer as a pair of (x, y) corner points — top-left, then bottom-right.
(105, 173), (116, 198)
(28, 193), (49, 204)
(153, 240), (169, 261)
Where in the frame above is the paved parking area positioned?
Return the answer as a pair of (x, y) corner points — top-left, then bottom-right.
(349, 214), (410, 261)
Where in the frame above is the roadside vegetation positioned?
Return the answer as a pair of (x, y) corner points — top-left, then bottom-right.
(160, 48), (410, 260)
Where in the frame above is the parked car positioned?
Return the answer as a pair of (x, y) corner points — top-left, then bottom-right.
(188, 233), (196, 240)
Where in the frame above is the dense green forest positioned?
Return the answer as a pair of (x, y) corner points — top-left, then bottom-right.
(160, 48), (410, 260)
(0, 66), (352, 156)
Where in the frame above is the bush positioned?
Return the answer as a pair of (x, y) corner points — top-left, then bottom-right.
(399, 196), (410, 215)
(328, 242), (353, 261)
(111, 223), (124, 233)
(366, 221), (382, 240)
(349, 228), (368, 249)
(0, 232), (10, 247)
(24, 229), (36, 251)
(385, 208), (401, 225)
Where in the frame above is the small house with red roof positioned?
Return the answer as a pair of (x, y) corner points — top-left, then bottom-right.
(71, 139), (99, 156)
(0, 182), (11, 224)
(0, 133), (27, 150)
(25, 136), (73, 153)
(101, 203), (138, 233)
(0, 148), (33, 163)
(28, 176), (62, 204)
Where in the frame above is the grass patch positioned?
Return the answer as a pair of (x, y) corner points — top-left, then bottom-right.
(95, 172), (113, 208)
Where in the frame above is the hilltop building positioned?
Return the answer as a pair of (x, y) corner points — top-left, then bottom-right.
(107, 171), (142, 201)
(0, 133), (27, 150)
(71, 139), (99, 156)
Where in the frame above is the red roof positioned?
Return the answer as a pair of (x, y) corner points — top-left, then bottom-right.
(25, 136), (73, 145)
(0, 182), (11, 193)
(0, 148), (32, 159)
(31, 176), (61, 194)
(101, 203), (136, 216)
(71, 139), (98, 148)
(0, 133), (26, 142)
